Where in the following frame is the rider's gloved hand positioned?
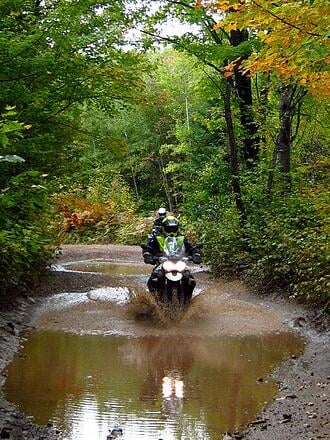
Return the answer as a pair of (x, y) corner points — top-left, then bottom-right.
(192, 253), (201, 264)
(143, 253), (154, 264)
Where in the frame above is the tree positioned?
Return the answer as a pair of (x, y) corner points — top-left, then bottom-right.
(0, 0), (144, 294)
(266, 82), (307, 194)
(0, 0), (143, 173)
(139, 0), (261, 165)
(99, 50), (217, 213)
(208, 0), (330, 95)
(204, 1), (328, 191)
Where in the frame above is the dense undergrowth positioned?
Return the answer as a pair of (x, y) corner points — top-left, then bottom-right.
(1, 169), (328, 310)
(0, 171), (55, 297)
(2, 116), (327, 310)
(200, 195), (328, 309)
(0, 113), (55, 298)
(51, 170), (329, 311)
(187, 165), (329, 310)
(52, 173), (153, 246)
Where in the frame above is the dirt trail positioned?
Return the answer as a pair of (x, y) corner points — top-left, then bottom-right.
(43, 244), (294, 336)
(0, 244), (329, 440)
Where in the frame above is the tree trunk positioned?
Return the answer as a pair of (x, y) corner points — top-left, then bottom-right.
(157, 157), (174, 212)
(266, 143), (278, 200)
(156, 6), (260, 165)
(223, 79), (247, 228)
(267, 83), (306, 197)
(229, 30), (260, 164)
(124, 131), (139, 199)
(277, 83), (295, 190)
(256, 73), (271, 145)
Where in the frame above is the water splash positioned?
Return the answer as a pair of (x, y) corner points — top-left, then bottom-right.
(126, 287), (204, 327)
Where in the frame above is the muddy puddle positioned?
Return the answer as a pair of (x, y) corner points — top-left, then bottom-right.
(60, 260), (151, 276)
(4, 331), (304, 440)
(4, 260), (305, 439)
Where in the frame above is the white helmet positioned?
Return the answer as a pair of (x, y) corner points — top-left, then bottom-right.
(158, 207), (167, 217)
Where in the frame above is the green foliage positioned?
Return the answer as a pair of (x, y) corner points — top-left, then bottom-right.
(0, 107), (55, 297)
(0, 0), (145, 296)
(114, 215), (154, 245)
(0, 171), (55, 295)
(0, 0), (144, 176)
(180, 84), (329, 308)
(246, 193), (328, 299)
(198, 187), (329, 308)
(0, 107), (27, 187)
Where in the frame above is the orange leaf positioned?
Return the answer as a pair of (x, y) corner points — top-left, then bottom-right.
(213, 21), (224, 30)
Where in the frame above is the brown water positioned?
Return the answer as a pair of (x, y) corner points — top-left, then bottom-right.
(4, 261), (305, 439)
(4, 330), (304, 440)
(63, 260), (151, 276)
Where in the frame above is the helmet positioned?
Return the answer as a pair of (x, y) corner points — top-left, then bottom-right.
(158, 207), (167, 217)
(162, 215), (179, 236)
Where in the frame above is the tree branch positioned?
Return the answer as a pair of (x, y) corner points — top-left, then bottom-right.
(202, 68), (223, 91)
(0, 25), (54, 66)
(291, 98), (303, 143)
(165, 0), (229, 42)
(141, 30), (223, 73)
(251, 0), (322, 37)
(43, 93), (133, 121)
(164, 0), (195, 10)
(43, 100), (75, 121)
(46, 120), (101, 138)
(0, 72), (41, 83)
(141, 29), (180, 46)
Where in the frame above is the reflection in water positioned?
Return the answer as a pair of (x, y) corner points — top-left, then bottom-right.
(4, 331), (304, 440)
(162, 371), (184, 418)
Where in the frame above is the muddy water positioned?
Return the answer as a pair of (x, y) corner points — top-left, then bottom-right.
(4, 261), (305, 440)
(4, 331), (304, 440)
(63, 260), (151, 276)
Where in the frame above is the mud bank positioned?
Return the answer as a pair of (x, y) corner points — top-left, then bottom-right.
(0, 244), (329, 440)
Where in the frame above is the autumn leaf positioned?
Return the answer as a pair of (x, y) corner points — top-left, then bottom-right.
(224, 71), (234, 78)
(205, 0), (330, 95)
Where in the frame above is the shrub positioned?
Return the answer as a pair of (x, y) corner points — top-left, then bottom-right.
(0, 172), (55, 296)
(200, 192), (329, 308)
(53, 174), (141, 244)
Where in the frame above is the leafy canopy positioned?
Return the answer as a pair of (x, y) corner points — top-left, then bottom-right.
(202, 0), (330, 94)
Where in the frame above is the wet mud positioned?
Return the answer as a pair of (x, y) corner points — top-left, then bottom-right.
(32, 281), (289, 338)
(0, 244), (329, 440)
(33, 256), (288, 337)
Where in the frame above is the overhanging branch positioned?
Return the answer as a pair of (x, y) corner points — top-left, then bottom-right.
(251, 0), (322, 37)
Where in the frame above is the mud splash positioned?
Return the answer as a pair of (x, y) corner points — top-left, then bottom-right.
(32, 278), (288, 338)
(126, 288), (206, 326)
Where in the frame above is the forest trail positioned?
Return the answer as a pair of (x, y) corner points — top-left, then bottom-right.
(1, 245), (328, 440)
(36, 244), (290, 337)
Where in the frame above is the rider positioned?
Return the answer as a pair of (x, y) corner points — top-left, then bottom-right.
(142, 215), (201, 299)
(151, 207), (167, 237)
